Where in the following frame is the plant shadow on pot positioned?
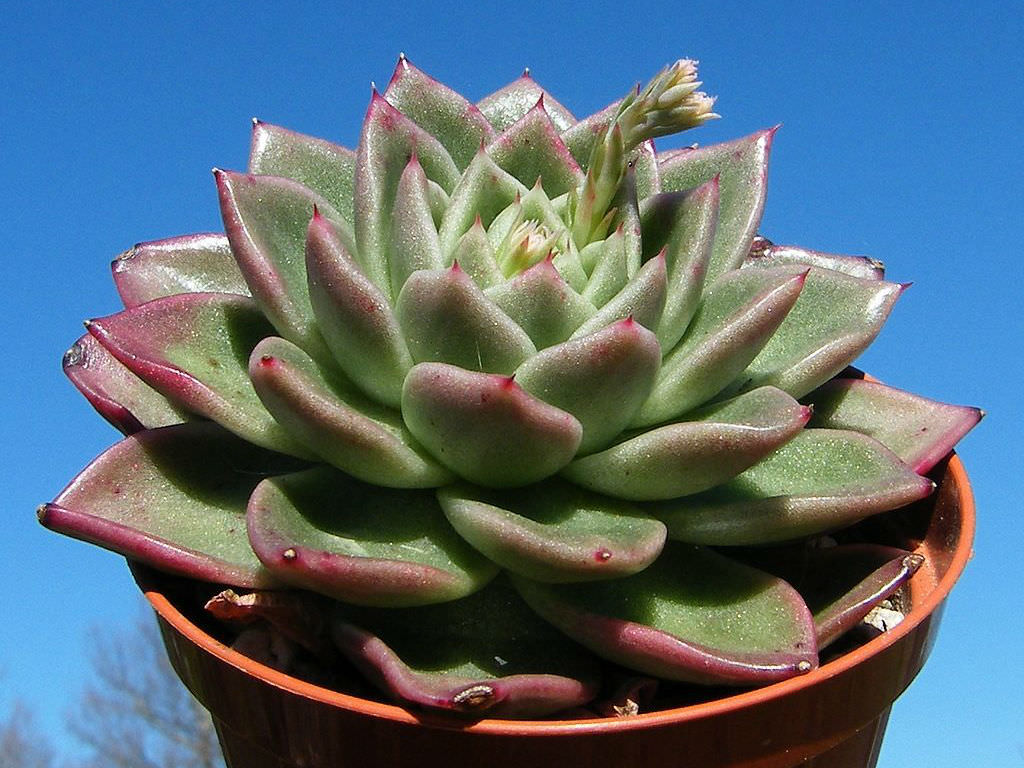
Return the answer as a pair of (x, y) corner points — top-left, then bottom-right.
(131, 448), (973, 768)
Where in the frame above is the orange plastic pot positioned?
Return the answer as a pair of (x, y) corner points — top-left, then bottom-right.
(134, 452), (973, 768)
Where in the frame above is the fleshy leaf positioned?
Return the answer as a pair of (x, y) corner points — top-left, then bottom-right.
(636, 266), (807, 426)
(486, 100), (583, 196)
(571, 250), (667, 338)
(565, 386), (810, 501)
(39, 422), (296, 587)
(745, 241), (885, 281)
(395, 264), (536, 375)
(477, 73), (576, 133)
(438, 480), (666, 582)
(389, 155), (446, 298)
(561, 100), (619, 167)
(332, 578), (599, 717)
(87, 293), (311, 458)
(658, 128), (775, 285)
(451, 218), (503, 288)
(438, 148), (527, 257)
(804, 378), (982, 473)
(641, 178), (719, 351)
(485, 256), (595, 350)
(249, 337), (451, 488)
(513, 542), (817, 685)
(111, 233), (249, 308)
(402, 362), (582, 487)
(581, 226), (630, 307)
(737, 544), (924, 649)
(734, 268), (904, 398)
(216, 169), (345, 358)
(383, 56), (496, 170)
(247, 466), (498, 606)
(650, 429), (935, 545)
(516, 318), (661, 454)
(63, 333), (188, 434)
(305, 211), (413, 409)
(248, 121), (357, 228)
(354, 92), (461, 296)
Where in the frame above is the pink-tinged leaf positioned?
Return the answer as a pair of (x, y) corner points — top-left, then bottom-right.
(355, 93), (460, 297)
(249, 336), (451, 488)
(659, 128), (775, 285)
(87, 293), (311, 458)
(636, 266), (807, 426)
(485, 256), (595, 350)
(561, 100), (619, 167)
(632, 140), (662, 200)
(331, 578), (600, 717)
(389, 155), (445, 297)
(571, 250), (667, 339)
(567, 387), (810, 501)
(383, 55), (497, 170)
(437, 148), (527, 257)
(486, 100), (583, 197)
(247, 467), (497, 606)
(216, 169), (347, 358)
(438, 480), (665, 583)
(63, 333), (188, 434)
(477, 73), (576, 133)
(513, 543), (818, 685)
(249, 121), (357, 228)
(305, 212), (412, 409)
(744, 240), (885, 281)
(516, 318), (661, 454)
(451, 218), (503, 289)
(640, 178), (720, 351)
(651, 429), (935, 545)
(734, 268), (904, 398)
(402, 362), (582, 487)
(39, 422), (298, 587)
(804, 378), (982, 473)
(395, 266), (536, 375)
(112, 233), (249, 308)
(737, 543), (924, 649)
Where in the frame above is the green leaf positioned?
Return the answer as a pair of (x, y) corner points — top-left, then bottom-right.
(355, 93), (461, 297)
(389, 155), (446, 298)
(438, 480), (665, 583)
(86, 293), (311, 457)
(248, 121), (357, 229)
(486, 101), (583, 196)
(305, 211), (413, 409)
(571, 250), (667, 339)
(516, 318), (661, 454)
(734, 268), (904, 398)
(111, 233), (249, 308)
(395, 265), (536, 375)
(247, 466), (498, 606)
(636, 266), (807, 426)
(332, 578), (600, 718)
(650, 429), (935, 545)
(485, 257), (595, 350)
(450, 219), (503, 289)
(216, 170), (345, 359)
(40, 422), (298, 587)
(513, 542), (817, 685)
(402, 362), (582, 487)
(658, 128), (775, 286)
(477, 73), (576, 133)
(63, 333), (188, 434)
(383, 56), (496, 170)
(744, 242), (885, 281)
(249, 337), (451, 488)
(565, 387), (810, 501)
(804, 378), (982, 473)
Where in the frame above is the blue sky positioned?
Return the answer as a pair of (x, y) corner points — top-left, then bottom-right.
(2, 2), (1020, 763)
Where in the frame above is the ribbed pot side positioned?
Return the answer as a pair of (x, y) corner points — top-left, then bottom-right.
(134, 451), (974, 768)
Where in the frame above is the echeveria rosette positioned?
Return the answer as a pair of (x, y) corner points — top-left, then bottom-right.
(41, 56), (981, 719)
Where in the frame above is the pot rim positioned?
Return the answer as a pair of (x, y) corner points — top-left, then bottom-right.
(137, 453), (974, 737)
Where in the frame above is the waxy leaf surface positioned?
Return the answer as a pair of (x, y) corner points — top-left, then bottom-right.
(513, 542), (817, 685)
(248, 467), (498, 607)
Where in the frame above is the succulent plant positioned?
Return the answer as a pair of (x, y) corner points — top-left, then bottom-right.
(41, 56), (980, 719)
